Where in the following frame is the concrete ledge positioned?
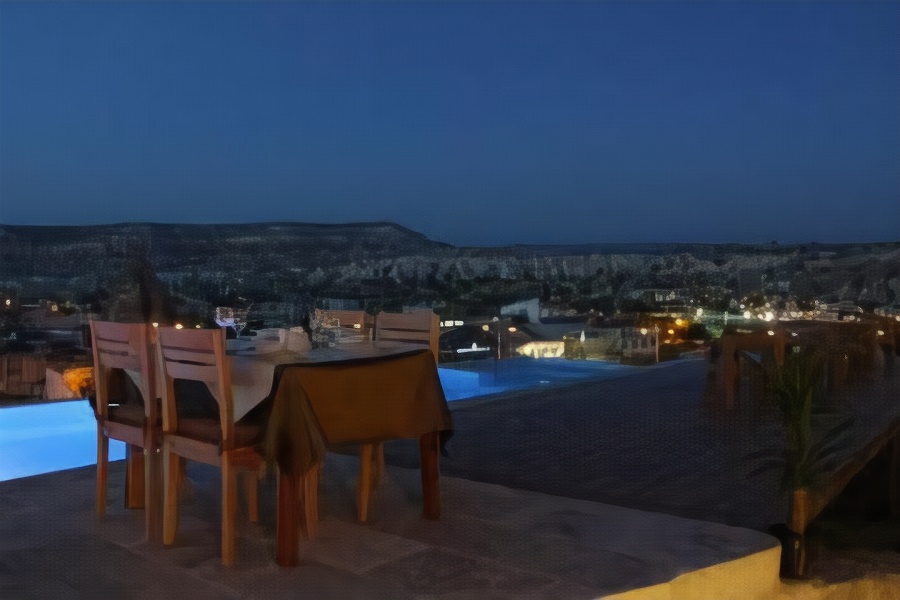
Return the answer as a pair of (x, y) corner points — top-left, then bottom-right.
(603, 546), (782, 599)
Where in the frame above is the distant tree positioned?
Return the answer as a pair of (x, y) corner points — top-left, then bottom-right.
(685, 322), (710, 341)
(619, 297), (649, 313)
(593, 296), (616, 315)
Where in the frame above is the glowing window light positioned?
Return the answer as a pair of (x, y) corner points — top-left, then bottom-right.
(764, 312), (774, 322)
(743, 311), (752, 319)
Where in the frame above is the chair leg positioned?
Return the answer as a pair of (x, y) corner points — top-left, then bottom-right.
(373, 442), (385, 488)
(145, 444), (162, 544)
(162, 444), (180, 546)
(221, 452), (237, 566)
(177, 456), (190, 500)
(96, 426), (108, 517)
(125, 443), (145, 509)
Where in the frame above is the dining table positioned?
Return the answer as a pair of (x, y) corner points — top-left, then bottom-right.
(226, 336), (453, 567)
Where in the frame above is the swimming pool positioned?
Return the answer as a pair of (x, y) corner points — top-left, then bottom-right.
(0, 358), (644, 481)
(0, 400), (125, 482)
(438, 357), (644, 401)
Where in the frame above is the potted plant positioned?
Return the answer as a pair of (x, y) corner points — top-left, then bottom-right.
(745, 347), (855, 578)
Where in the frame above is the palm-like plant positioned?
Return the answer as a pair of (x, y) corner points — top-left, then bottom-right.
(744, 347), (856, 578)
(773, 348), (823, 490)
(745, 347), (855, 494)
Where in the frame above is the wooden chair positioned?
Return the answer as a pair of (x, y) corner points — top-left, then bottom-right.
(354, 310), (440, 521)
(375, 310), (440, 355)
(322, 309), (373, 341)
(89, 320), (161, 540)
(156, 327), (264, 566)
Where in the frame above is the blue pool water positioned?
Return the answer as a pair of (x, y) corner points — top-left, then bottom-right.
(0, 400), (125, 482)
(438, 357), (644, 401)
(0, 358), (641, 481)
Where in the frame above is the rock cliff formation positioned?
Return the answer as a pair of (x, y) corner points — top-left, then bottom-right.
(1, 223), (898, 322)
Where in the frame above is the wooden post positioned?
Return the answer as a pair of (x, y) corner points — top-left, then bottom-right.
(890, 435), (900, 518)
(789, 488), (810, 535)
(722, 336), (738, 410)
(773, 327), (786, 367)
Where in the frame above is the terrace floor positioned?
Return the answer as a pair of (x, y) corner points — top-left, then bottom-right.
(3, 357), (900, 598)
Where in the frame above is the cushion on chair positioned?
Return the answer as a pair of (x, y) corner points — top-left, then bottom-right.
(176, 417), (263, 447)
(106, 403), (148, 427)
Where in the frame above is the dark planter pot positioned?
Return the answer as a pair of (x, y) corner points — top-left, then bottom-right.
(768, 523), (808, 579)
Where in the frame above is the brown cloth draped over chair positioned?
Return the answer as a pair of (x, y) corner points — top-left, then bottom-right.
(262, 348), (452, 567)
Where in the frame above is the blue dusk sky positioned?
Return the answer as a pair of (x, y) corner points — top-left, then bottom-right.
(0, 1), (898, 247)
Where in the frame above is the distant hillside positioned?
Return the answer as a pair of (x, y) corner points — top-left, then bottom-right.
(1, 222), (898, 319)
(0, 222), (453, 278)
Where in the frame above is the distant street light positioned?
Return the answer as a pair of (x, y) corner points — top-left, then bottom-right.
(654, 324), (660, 363)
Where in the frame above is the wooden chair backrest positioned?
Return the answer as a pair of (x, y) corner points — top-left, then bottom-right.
(375, 310), (440, 361)
(323, 310), (372, 340)
(156, 327), (235, 447)
(89, 320), (157, 422)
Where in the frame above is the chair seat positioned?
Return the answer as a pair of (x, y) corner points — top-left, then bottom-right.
(176, 417), (262, 447)
(106, 403), (151, 428)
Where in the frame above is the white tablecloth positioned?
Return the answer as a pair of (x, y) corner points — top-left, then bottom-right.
(228, 340), (427, 421)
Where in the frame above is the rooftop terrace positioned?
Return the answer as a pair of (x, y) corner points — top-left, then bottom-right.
(2, 357), (900, 598)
